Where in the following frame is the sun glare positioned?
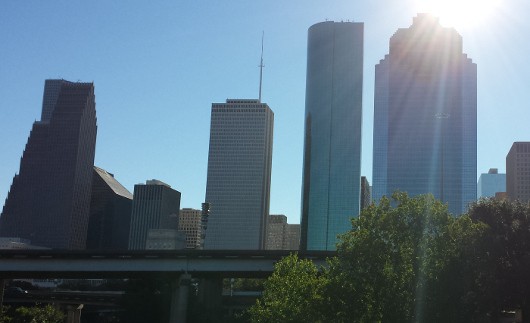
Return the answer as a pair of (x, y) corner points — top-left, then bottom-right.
(416, 0), (502, 30)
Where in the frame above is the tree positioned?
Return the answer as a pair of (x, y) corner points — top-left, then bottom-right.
(325, 192), (481, 322)
(11, 304), (64, 323)
(467, 198), (530, 321)
(249, 192), (486, 323)
(248, 253), (327, 323)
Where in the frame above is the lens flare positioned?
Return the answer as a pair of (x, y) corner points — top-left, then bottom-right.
(415, 0), (502, 30)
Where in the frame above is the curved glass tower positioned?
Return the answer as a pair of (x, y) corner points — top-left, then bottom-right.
(300, 21), (364, 251)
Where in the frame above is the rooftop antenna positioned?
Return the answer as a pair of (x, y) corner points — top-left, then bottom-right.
(258, 31), (264, 103)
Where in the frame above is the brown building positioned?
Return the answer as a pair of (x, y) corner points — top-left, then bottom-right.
(361, 176), (372, 210)
(266, 214), (300, 250)
(178, 208), (202, 249)
(507, 142), (530, 202)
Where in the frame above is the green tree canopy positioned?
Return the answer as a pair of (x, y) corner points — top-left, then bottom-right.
(249, 192), (490, 323)
(248, 253), (327, 323)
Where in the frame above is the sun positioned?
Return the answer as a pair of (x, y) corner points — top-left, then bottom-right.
(415, 0), (502, 30)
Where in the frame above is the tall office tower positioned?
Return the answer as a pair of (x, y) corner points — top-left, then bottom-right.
(477, 168), (506, 198)
(204, 99), (274, 250)
(0, 80), (97, 249)
(372, 14), (477, 215)
(128, 180), (181, 250)
(178, 208), (202, 249)
(506, 142), (530, 202)
(86, 167), (133, 250)
(300, 21), (364, 251)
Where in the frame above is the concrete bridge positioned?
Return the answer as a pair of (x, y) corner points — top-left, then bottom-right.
(0, 249), (335, 322)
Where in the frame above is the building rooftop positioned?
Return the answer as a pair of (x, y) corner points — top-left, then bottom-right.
(94, 166), (133, 199)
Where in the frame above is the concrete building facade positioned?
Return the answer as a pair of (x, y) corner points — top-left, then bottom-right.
(179, 208), (202, 249)
(507, 142), (530, 202)
(204, 99), (274, 250)
(266, 214), (300, 250)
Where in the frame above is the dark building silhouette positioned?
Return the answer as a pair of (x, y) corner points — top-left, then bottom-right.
(128, 180), (181, 250)
(0, 79), (97, 249)
(86, 167), (133, 250)
(360, 176), (372, 210)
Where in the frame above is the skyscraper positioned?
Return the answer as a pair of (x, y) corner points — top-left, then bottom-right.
(204, 99), (274, 250)
(0, 79), (97, 249)
(300, 21), (364, 251)
(506, 142), (530, 202)
(86, 166), (133, 250)
(372, 14), (477, 215)
(128, 180), (181, 250)
(477, 168), (506, 198)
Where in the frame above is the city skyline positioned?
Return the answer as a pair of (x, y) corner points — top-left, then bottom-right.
(1, 1), (529, 225)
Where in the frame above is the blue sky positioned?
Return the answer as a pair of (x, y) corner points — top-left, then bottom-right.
(1, 0), (529, 224)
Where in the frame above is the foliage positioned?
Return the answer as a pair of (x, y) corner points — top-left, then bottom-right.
(231, 278), (265, 292)
(7, 304), (64, 323)
(248, 253), (327, 323)
(326, 192), (485, 322)
(249, 192), (493, 323)
(467, 198), (530, 320)
(0, 306), (12, 323)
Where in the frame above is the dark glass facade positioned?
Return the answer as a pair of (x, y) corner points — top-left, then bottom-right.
(0, 79), (97, 249)
(128, 180), (181, 250)
(300, 21), (364, 251)
(86, 167), (133, 250)
(372, 14), (477, 215)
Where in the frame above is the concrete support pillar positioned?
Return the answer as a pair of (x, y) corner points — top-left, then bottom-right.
(0, 279), (5, 318)
(198, 278), (223, 311)
(66, 304), (83, 323)
(169, 273), (191, 323)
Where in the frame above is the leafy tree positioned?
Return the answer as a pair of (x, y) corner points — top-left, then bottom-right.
(325, 192), (477, 322)
(11, 304), (64, 323)
(467, 198), (530, 321)
(250, 192), (487, 323)
(248, 253), (327, 323)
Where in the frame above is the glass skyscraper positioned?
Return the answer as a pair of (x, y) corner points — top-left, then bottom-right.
(372, 14), (477, 215)
(300, 21), (364, 251)
(204, 99), (274, 250)
(0, 79), (97, 249)
(477, 168), (506, 198)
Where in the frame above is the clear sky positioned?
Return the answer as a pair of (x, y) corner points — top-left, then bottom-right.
(1, 0), (529, 225)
